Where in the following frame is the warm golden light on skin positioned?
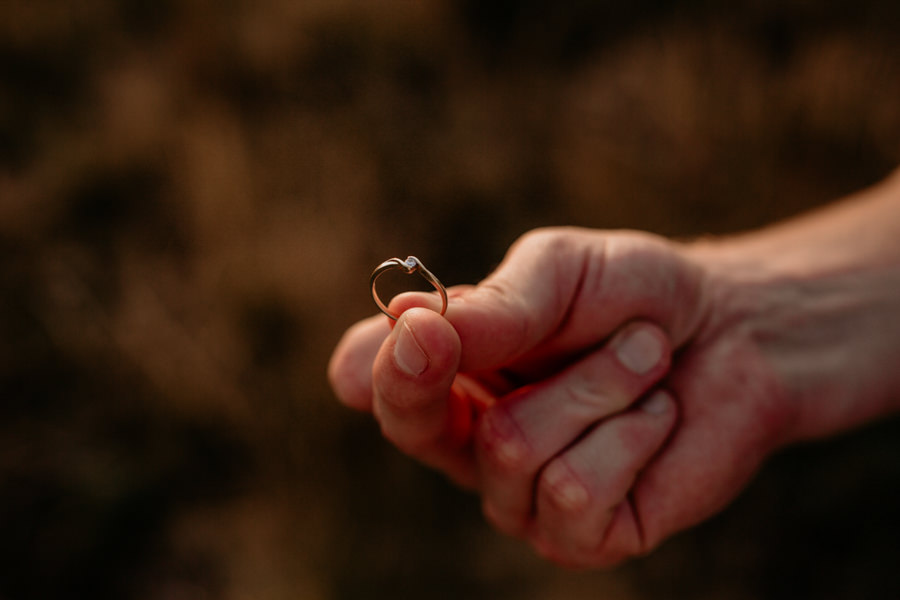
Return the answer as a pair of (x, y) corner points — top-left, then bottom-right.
(332, 172), (900, 567)
(6, 0), (900, 596)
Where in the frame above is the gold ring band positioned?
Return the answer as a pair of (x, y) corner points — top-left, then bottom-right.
(370, 256), (448, 321)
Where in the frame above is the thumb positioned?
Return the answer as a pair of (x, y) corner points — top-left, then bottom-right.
(389, 228), (705, 373)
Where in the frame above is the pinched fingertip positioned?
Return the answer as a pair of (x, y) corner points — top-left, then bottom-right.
(328, 315), (391, 411)
(376, 307), (461, 409)
(370, 309), (463, 459)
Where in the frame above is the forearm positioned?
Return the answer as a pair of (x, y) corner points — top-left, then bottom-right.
(688, 169), (900, 441)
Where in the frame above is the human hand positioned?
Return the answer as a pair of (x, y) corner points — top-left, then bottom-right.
(329, 228), (796, 567)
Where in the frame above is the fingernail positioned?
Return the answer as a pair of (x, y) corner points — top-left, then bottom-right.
(642, 391), (670, 415)
(394, 321), (428, 376)
(482, 409), (525, 466)
(615, 328), (663, 375)
(544, 463), (589, 512)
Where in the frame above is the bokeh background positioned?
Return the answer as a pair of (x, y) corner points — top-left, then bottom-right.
(3, 1), (900, 598)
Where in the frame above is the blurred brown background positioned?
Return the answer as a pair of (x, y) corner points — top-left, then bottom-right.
(2, 1), (900, 598)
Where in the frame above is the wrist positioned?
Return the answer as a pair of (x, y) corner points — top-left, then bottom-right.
(685, 185), (900, 443)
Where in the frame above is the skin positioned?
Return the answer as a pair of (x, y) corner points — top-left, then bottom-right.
(328, 169), (900, 568)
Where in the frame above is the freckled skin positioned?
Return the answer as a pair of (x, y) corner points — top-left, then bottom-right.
(329, 170), (900, 567)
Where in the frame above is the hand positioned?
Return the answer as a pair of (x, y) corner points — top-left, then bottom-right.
(330, 227), (797, 567)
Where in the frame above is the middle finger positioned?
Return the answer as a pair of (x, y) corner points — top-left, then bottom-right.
(475, 321), (670, 536)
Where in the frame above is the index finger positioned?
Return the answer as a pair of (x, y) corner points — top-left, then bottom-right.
(389, 228), (703, 374)
(328, 314), (391, 411)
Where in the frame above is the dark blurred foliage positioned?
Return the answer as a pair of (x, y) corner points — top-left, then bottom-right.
(1, 1), (899, 599)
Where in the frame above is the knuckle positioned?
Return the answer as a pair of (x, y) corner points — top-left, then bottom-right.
(512, 227), (581, 261)
(481, 436), (530, 472)
(477, 410), (532, 473)
(539, 459), (590, 514)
